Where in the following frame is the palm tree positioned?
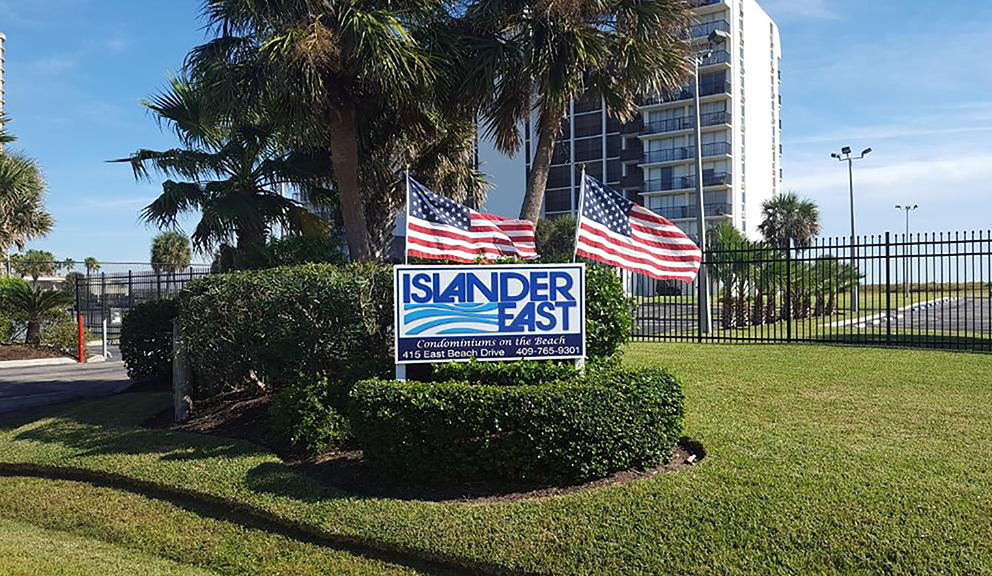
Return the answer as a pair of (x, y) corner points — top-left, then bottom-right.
(117, 77), (333, 258)
(0, 114), (14, 145)
(10, 249), (58, 286)
(84, 257), (100, 275)
(183, 0), (443, 261)
(151, 232), (192, 275)
(758, 192), (821, 250)
(465, 0), (690, 222)
(0, 150), (54, 254)
(7, 283), (73, 347)
(706, 224), (753, 329)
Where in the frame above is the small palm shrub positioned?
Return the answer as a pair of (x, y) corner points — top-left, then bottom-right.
(6, 283), (72, 347)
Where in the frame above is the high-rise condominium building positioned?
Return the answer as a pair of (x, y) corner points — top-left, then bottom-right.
(477, 0), (782, 239)
(1, 32), (7, 128)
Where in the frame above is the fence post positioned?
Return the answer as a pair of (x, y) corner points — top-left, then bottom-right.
(885, 232), (892, 344)
(172, 320), (192, 423)
(785, 242), (793, 343)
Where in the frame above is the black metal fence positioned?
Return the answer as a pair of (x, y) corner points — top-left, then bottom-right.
(630, 231), (992, 352)
(75, 268), (211, 341)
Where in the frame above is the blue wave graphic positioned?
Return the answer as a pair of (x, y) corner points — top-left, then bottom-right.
(405, 310), (499, 323)
(407, 317), (499, 335)
(402, 302), (502, 336)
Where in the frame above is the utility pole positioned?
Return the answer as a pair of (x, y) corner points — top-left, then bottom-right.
(831, 146), (872, 313)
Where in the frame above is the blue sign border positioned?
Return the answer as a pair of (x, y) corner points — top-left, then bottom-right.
(394, 264), (586, 365)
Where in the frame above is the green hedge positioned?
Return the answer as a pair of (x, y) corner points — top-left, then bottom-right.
(430, 358), (581, 387)
(349, 365), (684, 484)
(269, 376), (351, 456)
(119, 300), (178, 388)
(177, 263), (394, 399)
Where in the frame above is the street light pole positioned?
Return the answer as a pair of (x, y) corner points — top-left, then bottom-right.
(895, 204), (918, 298)
(692, 29), (730, 336)
(832, 146), (872, 313)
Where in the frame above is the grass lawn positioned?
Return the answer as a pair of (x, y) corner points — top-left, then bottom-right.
(1, 343), (991, 574)
(0, 517), (216, 576)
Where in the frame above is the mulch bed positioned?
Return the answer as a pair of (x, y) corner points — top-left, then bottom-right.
(146, 390), (705, 503)
(0, 345), (66, 362)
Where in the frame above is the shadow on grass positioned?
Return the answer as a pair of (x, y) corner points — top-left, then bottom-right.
(811, 333), (992, 352)
(0, 465), (505, 576)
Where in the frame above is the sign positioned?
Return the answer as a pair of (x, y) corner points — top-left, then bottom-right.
(394, 264), (585, 364)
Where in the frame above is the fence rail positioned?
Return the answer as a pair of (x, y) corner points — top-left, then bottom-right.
(75, 268), (211, 341)
(629, 231), (992, 352)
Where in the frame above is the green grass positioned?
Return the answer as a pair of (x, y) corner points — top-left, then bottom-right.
(1, 344), (992, 574)
(0, 517), (217, 576)
(0, 476), (426, 576)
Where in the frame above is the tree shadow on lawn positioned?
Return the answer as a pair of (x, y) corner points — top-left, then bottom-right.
(0, 466), (495, 576)
(0, 398), (548, 576)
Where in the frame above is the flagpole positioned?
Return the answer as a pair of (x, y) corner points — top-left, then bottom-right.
(404, 166), (411, 265)
(572, 164), (587, 263)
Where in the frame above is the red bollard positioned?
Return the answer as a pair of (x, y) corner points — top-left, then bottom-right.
(77, 314), (86, 364)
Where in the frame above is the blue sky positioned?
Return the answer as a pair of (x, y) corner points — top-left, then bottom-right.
(2, 0), (991, 263)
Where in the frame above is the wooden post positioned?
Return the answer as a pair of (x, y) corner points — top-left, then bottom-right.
(172, 321), (192, 423)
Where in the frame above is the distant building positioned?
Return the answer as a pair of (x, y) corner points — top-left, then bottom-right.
(1, 32), (7, 131)
(477, 0), (783, 239)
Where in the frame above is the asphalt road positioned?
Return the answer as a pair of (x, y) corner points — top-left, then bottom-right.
(856, 297), (992, 333)
(0, 360), (131, 414)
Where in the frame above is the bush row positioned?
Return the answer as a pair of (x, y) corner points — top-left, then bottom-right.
(177, 263), (394, 398)
(119, 299), (178, 388)
(120, 260), (636, 455)
(348, 365), (685, 484)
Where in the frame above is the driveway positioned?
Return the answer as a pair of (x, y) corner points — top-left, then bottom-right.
(0, 360), (132, 414)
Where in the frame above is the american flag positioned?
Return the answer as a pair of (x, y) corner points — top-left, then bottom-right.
(406, 177), (537, 263)
(575, 174), (702, 283)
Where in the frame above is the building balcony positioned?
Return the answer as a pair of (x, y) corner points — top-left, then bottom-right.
(644, 172), (732, 193)
(642, 111), (731, 136)
(642, 142), (732, 165)
(642, 81), (732, 106)
(652, 203), (733, 221)
(620, 171), (643, 189)
(700, 50), (731, 67)
(687, 0), (726, 8)
(692, 20), (730, 38)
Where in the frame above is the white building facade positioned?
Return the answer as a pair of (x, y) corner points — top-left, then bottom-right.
(477, 0), (782, 240)
(1, 33), (7, 129)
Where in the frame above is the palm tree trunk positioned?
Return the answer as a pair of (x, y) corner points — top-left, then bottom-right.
(721, 285), (736, 329)
(520, 109), (565, 223)
(25, 320), (41, 347)
(328, 104), (372, 261)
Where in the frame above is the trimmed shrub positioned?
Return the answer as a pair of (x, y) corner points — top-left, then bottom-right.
(119, 299), (178, 388)
(269, 377), (351, 456)
(585, 265), (634, 358)
(40, 310), (89, 358)
(430, 358), (581, 387)
(349, 365), (684, 484)
(178, 263), (393, 399)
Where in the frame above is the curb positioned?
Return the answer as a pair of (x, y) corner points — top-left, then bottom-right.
(0, 355), (107, 370)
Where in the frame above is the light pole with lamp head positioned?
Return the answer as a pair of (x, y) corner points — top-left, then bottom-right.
(691, 28), (731, 336)
(831, 146), (872, 313)
(895, 204), (918, 298)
